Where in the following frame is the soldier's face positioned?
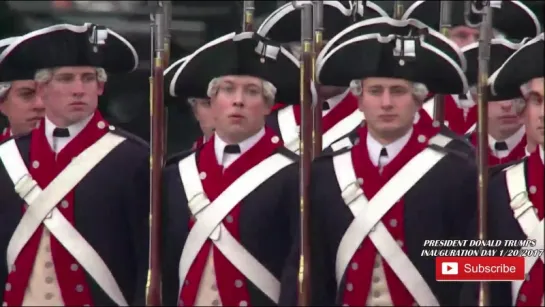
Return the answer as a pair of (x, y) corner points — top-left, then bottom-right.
(211, 75), (272, 142)
(38, 66), (103, 126)
(487, 99), (523, 136)
(0, 80), (44, 134)
(448, 26), (480, 48)
(191, 98), (214, 138)
(521, 77), (544, 146)
(358, 78), (418, 140)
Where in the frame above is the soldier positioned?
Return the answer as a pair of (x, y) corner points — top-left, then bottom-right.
(257, 1), (390, 152)
(461, 38), (530, 165)
(0, 24), (149, 306)
(161, 32), (300, 306)
(0, 36), (44, 141)
(165, 56), (214, 149)
(465, 32), (543, 307)
(308, 30), (477, 306)
(320, 16), (473, 155)
(402, 0), (541, 135)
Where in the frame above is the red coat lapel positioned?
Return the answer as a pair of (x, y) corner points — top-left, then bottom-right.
(181, 127), (283, 306)
(342, 123), (440, 306)
(3, 111), (109, 306)
(0, 127), (10, 142)
(516, 149), (543, 306)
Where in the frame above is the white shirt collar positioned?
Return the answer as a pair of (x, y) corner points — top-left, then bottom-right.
(45, 115), (93, 153)
(488, 125), (525, 158)
(366, 128), (413, 167)
(214, 128), (265, 168)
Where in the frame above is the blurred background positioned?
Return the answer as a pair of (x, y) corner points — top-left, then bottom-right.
(0, 0), (543, 154)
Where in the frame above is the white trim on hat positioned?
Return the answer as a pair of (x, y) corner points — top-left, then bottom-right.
(0, 23), (138, 72)
(356, 1), (389, 18)
(317, 32), (469, 93)
(105, 29), (139, 72)
(461, 37), (531, 54)
(402, 0), (541, 37)
(489, 32), (544, 96)
(256, 1), (353, 38)
(164, 55), (189, 98)
(318, 16), (467, 72)
(0, 37), (19, 49)
(401, 0), (425, 21)
(170, 32), (237, 97)
(510, 1), (542, 36)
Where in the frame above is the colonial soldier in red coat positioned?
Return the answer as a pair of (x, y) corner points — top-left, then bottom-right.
(0, 24), (149, 306)
(164, 56), (214, 150)
(161, 32), (300, 306)
(461, 38), (530, 165)
(258, 1), (391, 153)
(308, 29), (478, 306)
(463, 32), (544, 307)
(0, 36), (45, 142)
(402, 0), (541, 135)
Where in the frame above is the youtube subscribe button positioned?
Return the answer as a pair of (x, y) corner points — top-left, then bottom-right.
(435, 257), (525, 281)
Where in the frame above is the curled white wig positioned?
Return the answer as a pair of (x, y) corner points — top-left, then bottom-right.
(34, 67), (108, 83)
(348, 79), (429, 103)
(0, 82), (11, 101)
(206, 76), (277, 106)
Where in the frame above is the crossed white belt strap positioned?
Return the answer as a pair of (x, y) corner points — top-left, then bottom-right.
(0, 134), (129, 306)
(177, 153), (294, 303)
(505, 163), (544, 304)
(277, 106), (364, 153)
(333, 134), (453, 306)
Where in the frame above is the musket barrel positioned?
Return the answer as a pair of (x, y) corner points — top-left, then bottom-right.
(243, 1), (255, 31)
(311, 0), (324, 158)
(393, 0), (404, 19)
(433, 0), (453, 123)
(475, 2), (493, 306)
(147, 1), (170, 305)
(298, 2), (314, 305)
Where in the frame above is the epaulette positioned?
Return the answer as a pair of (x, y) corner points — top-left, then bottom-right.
(108, 126), (149, 148)
(276, 146), (299, 161)
(491, 158), (527, 177)
(316, 144), (352, 160)
(165, 148), (196, 166)
(427, 134), (474, 162)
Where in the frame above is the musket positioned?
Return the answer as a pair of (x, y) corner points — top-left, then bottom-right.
(311, 0), (324, 158)
(243, 1), (255, 31)
(146, 1), (171, 305)
(433, 1), (453, 123)
(293, 1), (314, 305)
(393, 0), (404, 19)
(467, 1), (494, 306)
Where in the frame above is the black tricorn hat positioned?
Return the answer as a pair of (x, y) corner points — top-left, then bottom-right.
(401, 1), (541, 40)
(170, 31), (300, 104)
(317, 16), (467, 72)
(462, 38), (530, 101)
(489, 33), (544, 98)
(256, 1), (389, 43)
(0, 36), (38, 82)
(317, 32), (468, 94)
(0, 23), (139, 75)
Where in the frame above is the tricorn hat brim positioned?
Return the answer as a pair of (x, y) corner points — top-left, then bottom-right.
(489, 33), (544, 97)
(318, 33), (468, 94)
(0, 23), (138, 75)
